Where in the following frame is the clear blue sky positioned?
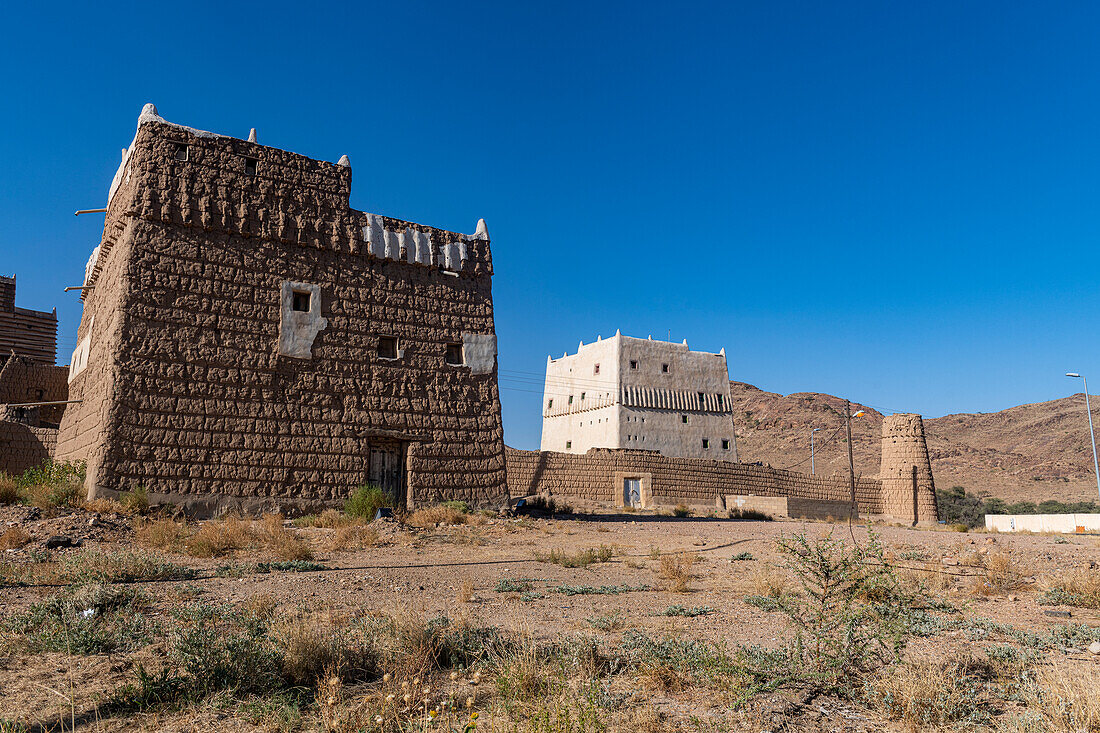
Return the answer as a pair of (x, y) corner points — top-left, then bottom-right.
(3, 1), (1099, 450)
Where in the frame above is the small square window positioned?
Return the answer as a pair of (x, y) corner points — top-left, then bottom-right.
(445, 343), (464, 365)
(580, 392), (586, 401)
(702, 438), (710, 449)
(698, 392), (705, 405)
(547, 399), (553, 410)
(722, 439), (731, 450)
(378, 336), (398, 359)
(716, 394), (724, 408)
(593, 363), (600, 375)
(244, 157), (258, 175)
(681, 415), (688, 424)
(291, 291), (311, 312)
(566, 441), (572, 449)
(630, 360), (638, 370)
(568, 395), (574, 405)
(661, 363), (669, 373)
(35, 389), (44, 400)
(173, 143), (189, 162)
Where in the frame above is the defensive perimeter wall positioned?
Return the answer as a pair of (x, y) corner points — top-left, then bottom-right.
(506, 413), (940, 524)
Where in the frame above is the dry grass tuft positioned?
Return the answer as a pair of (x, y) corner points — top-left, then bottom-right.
(406, 504), (470, 527)
(659, 552), (699, 593)
(0, 475), (20, 504)
(1042, 567), (1100, 609)
(243, 592), (278, 621)
(1022, 659), (1100, 732)
(329, 523), (380, 552)
(749, 564), (790, 598)
(968, 551), (1030, 597)
(295, 508), (356, 529)
(869, 658), (983, 728)
(83, 498), (127, 514)
(0, 527), (31, 550)
(135, 517), (189, 552)
(272, 610), (377, 686)
(257, 513), (314, 561)
(185, 515), (255, 557)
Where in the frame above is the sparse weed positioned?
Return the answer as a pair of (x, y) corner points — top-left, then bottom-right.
(658, 604), (715, 618)
(586, 611), (626, 631)
(730, 551), (755, 561)
(536, 546), (613, 569)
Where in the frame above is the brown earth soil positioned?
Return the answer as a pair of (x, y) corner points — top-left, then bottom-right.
(730, 380), (1100, 504)
(1, 504), (1098, 731)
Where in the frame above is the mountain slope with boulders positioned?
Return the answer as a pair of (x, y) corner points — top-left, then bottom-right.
(729, 381), (1100, 503)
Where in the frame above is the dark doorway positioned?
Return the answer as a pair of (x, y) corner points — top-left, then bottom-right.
(368, 440), (407, 507)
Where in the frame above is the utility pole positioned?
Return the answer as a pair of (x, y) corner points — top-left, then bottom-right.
(1066, 373), (1100, 502)
(845, 399), (856, 520)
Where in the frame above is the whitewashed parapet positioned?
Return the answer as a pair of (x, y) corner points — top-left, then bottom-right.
(362, 213), (474, 271)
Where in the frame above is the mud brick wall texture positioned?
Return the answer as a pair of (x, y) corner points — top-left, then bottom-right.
(879, 413), (939, 525)
(56, 110), (507, 511)
(505, 447), (887, 515)
(0, 422), (56, 475)
(0, 356), (69, 425)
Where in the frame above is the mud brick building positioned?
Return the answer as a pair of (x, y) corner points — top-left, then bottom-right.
(0, 275), (57, 365)
(55, 105), (507, 512)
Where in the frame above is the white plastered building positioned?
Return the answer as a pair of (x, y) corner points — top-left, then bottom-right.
(540, 332), (738, 461)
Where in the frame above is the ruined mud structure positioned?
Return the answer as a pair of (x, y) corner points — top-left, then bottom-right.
(0, 276), (58, 366)
(509, 412), (939, 523)
(0, 276), (67, 474)
(54, 105), (507, 511)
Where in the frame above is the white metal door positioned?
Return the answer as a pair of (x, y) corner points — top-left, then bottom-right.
(623, 478), (642, 508)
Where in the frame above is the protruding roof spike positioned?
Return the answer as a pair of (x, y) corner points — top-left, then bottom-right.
(578, 341), (584, 352)
(141, 103), (158, 117)
(615, 328), (621, 337)
(475, 218), (488, 238)
(648, 335), (653, 340)
(719, 347), (726, 356)
(336, 154), (351, 167)
(683, 339), (688, 346)
(248, 128), (257, 143)
(597, 335), (601, 341)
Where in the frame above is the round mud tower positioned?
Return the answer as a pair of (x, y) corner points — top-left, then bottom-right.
(879, 413), (938, 525)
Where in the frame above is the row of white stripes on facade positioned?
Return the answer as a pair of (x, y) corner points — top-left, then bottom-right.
(543, 386), (730, 417)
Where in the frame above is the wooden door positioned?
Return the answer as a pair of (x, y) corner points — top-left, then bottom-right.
(369, 443), (405, 505)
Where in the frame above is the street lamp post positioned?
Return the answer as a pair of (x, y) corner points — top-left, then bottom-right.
(811, 428), (821, 474)
(1066, 373), (1100, 501)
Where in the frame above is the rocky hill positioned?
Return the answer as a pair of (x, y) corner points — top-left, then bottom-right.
(729, 381), (1100, 503)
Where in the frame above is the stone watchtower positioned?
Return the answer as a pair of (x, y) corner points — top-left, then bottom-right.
(878, 413), (938, 525)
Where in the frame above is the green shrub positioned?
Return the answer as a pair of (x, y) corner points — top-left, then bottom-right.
(344, 484), (391, 519)
(935, 485), (1100, 528)
(2, 584), (152, 655)
(730, 551), (755, 561)
(441, 500), (470, 514)
(120, 485), (150, 513)
(672, 504), (691, 517)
